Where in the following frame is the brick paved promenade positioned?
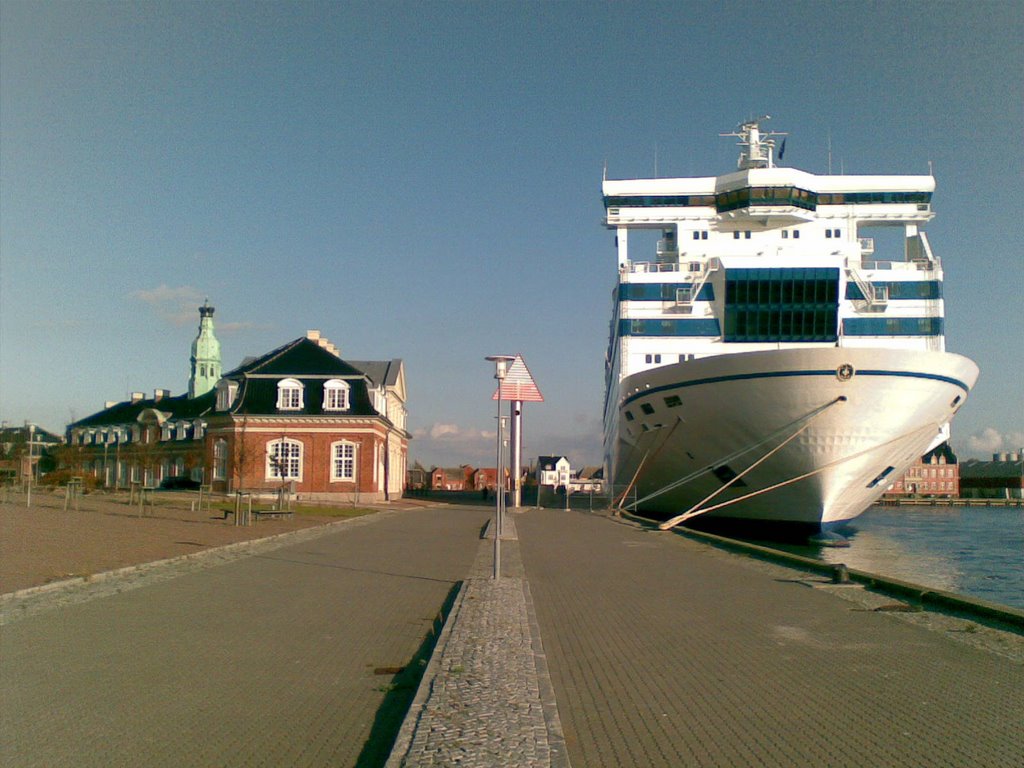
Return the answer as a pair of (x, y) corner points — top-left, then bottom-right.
(1, 505), (490, 768)
(515, 508), (1024, 768)
(3, 501), (1022, 767)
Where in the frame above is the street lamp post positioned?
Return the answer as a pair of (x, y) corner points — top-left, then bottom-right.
(485, 355), (515, 579)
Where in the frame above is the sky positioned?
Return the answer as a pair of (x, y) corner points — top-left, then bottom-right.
(1, 1), (1022, 469)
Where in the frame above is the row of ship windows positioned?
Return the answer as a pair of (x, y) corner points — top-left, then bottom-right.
(604, 189), (932, 211)
(619, 280), (941, 303)
(690, 229), (838, 240)
(619, 317), (944, 338)
(624, 394), (684, 422)
(211, 438), (357, 483)
(643, 354), (696, 364)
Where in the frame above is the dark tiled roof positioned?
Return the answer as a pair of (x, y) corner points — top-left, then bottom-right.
(226, 337), (365, 378)
(537, 455), (568, 469)
(69, 391), (216, 429)
(922, 441), (957, 465)
(349, 359), (402, 387)
(222, 337), (389, 418)
(229, 376), (379, 417)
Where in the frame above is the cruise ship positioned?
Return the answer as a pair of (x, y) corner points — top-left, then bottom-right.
(603, 118), (979, 536)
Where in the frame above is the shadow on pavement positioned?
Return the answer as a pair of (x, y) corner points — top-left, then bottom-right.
(354, 580), (462, 768)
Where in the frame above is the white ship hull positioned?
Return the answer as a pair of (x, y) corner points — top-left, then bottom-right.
(608, 347), (979, 533)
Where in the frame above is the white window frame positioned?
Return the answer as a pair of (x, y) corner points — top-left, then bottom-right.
(216, 380), (238, 411)
(323, 379), (351, 411)
(330, 441), (357, 482)
(213, 439), (228, 481)
(266, 438), (303, 481)
(276, 378), (304, 411)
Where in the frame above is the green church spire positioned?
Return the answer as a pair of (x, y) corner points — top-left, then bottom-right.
(189, 300), (221, 398)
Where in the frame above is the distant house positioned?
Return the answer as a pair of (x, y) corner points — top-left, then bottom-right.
(537, 456), (571, 488)
(883, 441), (959, 499)
(471, 467), (509, 491)
(206, 331), (409, 501)
(960, 451), (1024, 500)
(407, 461), (429, 491)
(0, 424), (63, 484)
(430, 466), (467, 491)
(571, 466), (604, 494)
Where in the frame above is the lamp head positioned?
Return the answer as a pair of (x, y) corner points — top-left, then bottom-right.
(485, 355), (516, 380)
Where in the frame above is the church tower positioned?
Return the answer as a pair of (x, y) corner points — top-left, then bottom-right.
(189, 300), (222, 398)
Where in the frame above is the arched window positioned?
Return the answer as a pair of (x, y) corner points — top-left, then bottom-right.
(323, 379), (350, 411)
(267, 438), (303, 480)
(330, 441), (357, 482)
(276, 378), (304, 410)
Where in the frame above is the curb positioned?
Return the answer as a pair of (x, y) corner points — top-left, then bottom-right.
(384, 581), (469, 768)
(0, 510), (393, 613)
(622, 510), (1024, 632)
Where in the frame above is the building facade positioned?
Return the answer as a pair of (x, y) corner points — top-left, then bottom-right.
(960, 452), (1024, 500)
(206, 331), (409, 502)
(882, 441), (959, 499)
(64, 310), (409, 501)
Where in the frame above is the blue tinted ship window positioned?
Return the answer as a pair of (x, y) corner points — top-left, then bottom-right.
(724, 268), (839, 343)
(842, 317), (944, 336)
(619, 284), (715, 302)
(845, 281), (942, 300)
(620, 319), (721, 337)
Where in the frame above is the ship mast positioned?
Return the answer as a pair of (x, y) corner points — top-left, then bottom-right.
(720, 116), (787, 170)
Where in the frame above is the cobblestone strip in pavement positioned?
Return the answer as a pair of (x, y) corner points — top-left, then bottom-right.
(387, 515), (571, 768)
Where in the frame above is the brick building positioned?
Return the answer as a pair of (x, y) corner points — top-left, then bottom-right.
(206, 332), (408, 502)
(64, 307), (409, 501)
(882, 441), (959, 499)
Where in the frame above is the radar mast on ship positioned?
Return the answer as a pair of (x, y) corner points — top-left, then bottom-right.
(720, 116), (788, 169)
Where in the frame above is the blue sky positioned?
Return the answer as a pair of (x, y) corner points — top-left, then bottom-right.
(2, 1), (1021, 468)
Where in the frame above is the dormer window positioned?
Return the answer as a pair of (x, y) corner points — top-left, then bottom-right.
(323, 379), (350, 411)
(277, 378), (304, 410)
(216, 380), (238, 411)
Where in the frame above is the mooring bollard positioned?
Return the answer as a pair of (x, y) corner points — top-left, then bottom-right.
(832, 563), (850, 584)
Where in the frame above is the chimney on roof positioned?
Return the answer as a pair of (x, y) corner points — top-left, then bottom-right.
(105, 401), (117, 409)
(306, 329), (340, 357)
(154, 388), (170, 401)
(131, 392), (145, 403)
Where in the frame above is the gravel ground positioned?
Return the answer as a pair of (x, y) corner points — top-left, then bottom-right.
(0, 489), (363, 594)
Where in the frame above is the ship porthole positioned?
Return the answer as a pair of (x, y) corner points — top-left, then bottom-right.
(836, 363), (855, 381)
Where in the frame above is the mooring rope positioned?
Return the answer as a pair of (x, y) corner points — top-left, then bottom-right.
(656, 409), (833, 530)
(614, 417), (683, 509)
(658, 419), (940, 530)
(626, 397), (845, 512)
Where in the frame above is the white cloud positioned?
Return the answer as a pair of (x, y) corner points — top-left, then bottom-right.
(129, 285), (205, 327)
(410, 422), (495, 467)
(965, 427), (1024, 456)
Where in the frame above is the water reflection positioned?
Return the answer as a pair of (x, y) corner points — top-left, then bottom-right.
(768, 506), (1023, 609)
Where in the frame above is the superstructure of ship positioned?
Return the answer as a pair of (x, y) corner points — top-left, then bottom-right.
(603, 117), (979, 536)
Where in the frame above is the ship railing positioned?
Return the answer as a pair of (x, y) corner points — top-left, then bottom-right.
(846, 267), (888, 311)
(674, 261), (718, 311)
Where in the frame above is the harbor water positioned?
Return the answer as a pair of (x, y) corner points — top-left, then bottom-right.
(805, 505), (1024, 610)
